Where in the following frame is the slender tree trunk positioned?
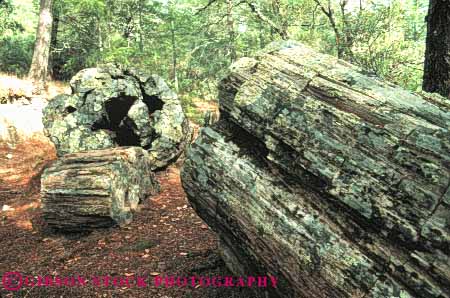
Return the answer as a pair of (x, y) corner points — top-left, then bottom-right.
(138, 0), (144, 52)
(170, 18), (178, 92)
(272, 0), (288, 38)
(226, 0), (237, 62)
(259, 19), (266, 49)
(98, 16), (103, 53)
(245, 1), (288, 40)
(339, 0), (353, 61)
(310, 4), (319, 36)
(28, 0), (53, 95)
(314, 0), (344, 59)
(49, 5), (59, 79)
(423, 0), (450, 98)
(411, 0), (419, 41)
(332, 23), (344, 59)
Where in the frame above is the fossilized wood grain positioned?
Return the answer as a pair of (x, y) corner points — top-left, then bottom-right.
(41, 147), (160, 231)
(181, 42), (450, 298)
(43, 65), (191, 170)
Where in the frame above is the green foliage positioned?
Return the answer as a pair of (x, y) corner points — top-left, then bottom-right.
(0, 34), (35, 76)
(0, 0), (22, 33)
(345, 1), (426, 91)
(0, 0), (38, 76)
(0, 0), (431, 104)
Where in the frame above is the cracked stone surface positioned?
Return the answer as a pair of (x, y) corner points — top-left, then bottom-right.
(181, 42), (450, 298)
(43, 65), (191, 170)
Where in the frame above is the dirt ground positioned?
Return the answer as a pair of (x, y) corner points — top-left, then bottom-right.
(0, 139), (264, 298)
(0, 73), (70, 103)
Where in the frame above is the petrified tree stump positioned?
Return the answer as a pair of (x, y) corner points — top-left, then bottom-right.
(42, 65), (191, 170)
(41, 147), (160, 231)
(181, 42), (450, 298)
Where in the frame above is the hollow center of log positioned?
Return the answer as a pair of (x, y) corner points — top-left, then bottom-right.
(115, 118), (140, 146)
(89, 94), (165, 147)
(105, 96), (135, 129)
(143, 94), (164, 115)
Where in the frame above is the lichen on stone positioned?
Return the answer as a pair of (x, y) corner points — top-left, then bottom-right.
(43, 64), (191, 169)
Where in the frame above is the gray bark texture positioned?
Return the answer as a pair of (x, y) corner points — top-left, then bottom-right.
(181, 42), (450, 298)
(41, 147), (160, 231)
(422, 0), (450, 97)
(28, 0), (53, 94)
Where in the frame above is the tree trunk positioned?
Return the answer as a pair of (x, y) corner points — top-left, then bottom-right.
(226, 0), (237, 63)
(181, 42), (450, 298)
(49, 4), (59, 79)
(423, 0), (450, 98)
(28, 0), (53, 95)
(138, 0), (144, 52)
(314, 0), (345, 59)
(98, 16), (103, 53)
(245, 1), (288, 40)
(258, 19), (266, 49)
(170, 18), (179, 92)
(41, 147), (160, 231)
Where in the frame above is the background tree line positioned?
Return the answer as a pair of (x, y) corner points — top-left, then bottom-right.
(0, 0), (448, 104)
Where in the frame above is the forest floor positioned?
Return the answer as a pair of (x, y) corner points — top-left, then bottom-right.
(0, 142), (263, 298)
(0, 80), (261, 297)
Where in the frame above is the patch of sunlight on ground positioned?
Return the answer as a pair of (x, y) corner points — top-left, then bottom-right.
(0, 72), (70, 100)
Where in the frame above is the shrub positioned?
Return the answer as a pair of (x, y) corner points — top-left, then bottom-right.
(0, 34), (35, 77)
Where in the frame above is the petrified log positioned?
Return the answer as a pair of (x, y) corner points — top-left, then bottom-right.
(41, 147), (160, 231)
(42, 65), (191, 170)
(181, 42), (450, 298)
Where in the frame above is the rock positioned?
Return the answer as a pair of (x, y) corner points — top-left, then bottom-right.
(181, 42), (450, 298)
(42, 65), (191, 170)
(0, 102), (47, 145)
(41, 147), (160, 231)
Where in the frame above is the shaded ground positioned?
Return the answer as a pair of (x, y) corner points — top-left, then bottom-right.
(0, 138), (56, 196)
(0, 143), (263, 298)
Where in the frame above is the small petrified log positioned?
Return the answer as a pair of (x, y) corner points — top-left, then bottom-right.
(181, 42), (450, 298)
(42, 65), (191, 170)
(41, 147), (160, 231)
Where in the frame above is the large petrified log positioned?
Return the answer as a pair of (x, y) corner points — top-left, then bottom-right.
(181, 42), (450, 298)
(42, 65), (191, 170)
(41, 147), (160, 231)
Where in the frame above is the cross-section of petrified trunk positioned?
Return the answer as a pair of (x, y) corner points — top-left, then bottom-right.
(41, 147), (160, 231)
(181, 42), (450, 298)
(42, 65), (191, 170)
